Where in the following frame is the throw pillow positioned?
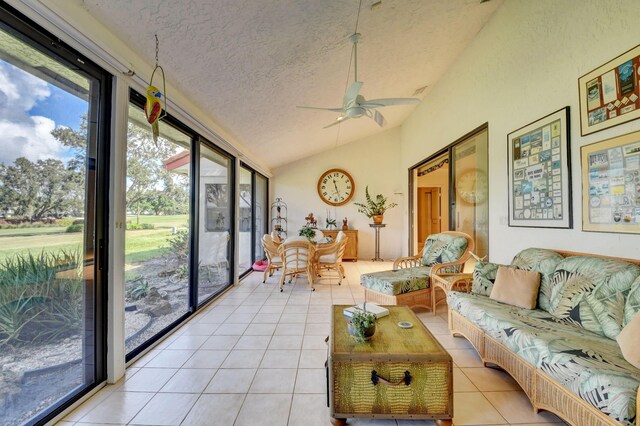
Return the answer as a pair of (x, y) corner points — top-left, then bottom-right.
(616, 312), (640, 369)
(490, 266), (541, 309)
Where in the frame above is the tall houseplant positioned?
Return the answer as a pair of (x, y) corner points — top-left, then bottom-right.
(354, 186), (397, 224)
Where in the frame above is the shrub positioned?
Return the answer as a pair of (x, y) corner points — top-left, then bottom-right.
(0, 250), (82, 345)
(66, 224), (84, 233)
(166, 226), (190, 263)
(72, 219), (84, 225)
(126, 278), (149, 300)
(55, 217), (76, 227)
(126, 223), (155, 230)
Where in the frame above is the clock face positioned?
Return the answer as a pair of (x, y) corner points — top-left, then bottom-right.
(317, 169), (355, 206)
(456, 169), (488, 205)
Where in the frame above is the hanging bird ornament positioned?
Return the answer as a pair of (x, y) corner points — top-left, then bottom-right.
(145, 34), (167, 143)
(145, 85), (162, 142)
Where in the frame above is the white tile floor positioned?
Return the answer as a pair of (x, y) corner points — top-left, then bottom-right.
(58, 261), (567, 426)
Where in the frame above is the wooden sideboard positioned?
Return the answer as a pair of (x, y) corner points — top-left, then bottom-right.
(322, 229), (358, 261)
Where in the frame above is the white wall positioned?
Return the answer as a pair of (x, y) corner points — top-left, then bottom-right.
(401, 0), (640, 263)
(272, 127), (404, 260)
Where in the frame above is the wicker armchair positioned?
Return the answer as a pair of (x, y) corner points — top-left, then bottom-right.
(315, 231), (348, 285)
(277, 239), (316, 292)
(261, 234), (282, 283)
(361, 231), (474, 311)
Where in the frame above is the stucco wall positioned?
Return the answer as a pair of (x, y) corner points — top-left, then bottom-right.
(401, 0), (640, 263)
(272, 127), (404, 260)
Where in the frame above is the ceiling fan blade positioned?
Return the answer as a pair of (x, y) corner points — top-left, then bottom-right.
(372, 110), (386, 127)
(360, 97), (421, 108)
(343, 81), (363, 107)
(323, 116), (350, 129)
(297, 105), (345, 112)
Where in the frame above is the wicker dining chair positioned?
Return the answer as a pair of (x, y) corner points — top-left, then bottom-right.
(261, 234), (282, 283)
(277, 239), (316, 291)
(315, 231), (348, 285)
(270, 230), (282, 244)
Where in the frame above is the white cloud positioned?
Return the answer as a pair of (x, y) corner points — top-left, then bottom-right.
(0, 61), (66, 165)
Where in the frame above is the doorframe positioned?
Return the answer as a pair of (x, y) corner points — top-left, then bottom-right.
(407, 123), (489, 255)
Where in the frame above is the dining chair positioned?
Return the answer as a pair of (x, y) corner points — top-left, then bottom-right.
(315, 231), (348, 285)
(270, 230), (282, 244)
(261, 234), (282, 283)
(277, 239), (316, 291)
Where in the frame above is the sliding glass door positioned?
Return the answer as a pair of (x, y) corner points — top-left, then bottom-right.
(198, 143), (234, 304)
(0, 6), (109, 425)
(254, 173), (268, 261)
(124, 99), (192, 356)
(238, 166), (253, 274)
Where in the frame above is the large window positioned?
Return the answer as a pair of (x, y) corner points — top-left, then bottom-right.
(0, 6), (109, 425)
(198, 143), (234, 303)
(124, 100), (192, 356)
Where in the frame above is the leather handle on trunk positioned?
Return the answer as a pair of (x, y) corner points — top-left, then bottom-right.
(371, 370), (412, 386)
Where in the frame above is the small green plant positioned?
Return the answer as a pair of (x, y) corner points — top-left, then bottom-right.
(298, 226), (316, 242)
(66, 224), (84, 233)
(349, 307), (376, 343)
(166, 225), (190, 263)
(126, 278), (150, 300)
(354, 186), (397, 218)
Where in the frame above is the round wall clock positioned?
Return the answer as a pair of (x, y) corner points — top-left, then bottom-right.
(456, 169), (488, 205)
(317, 168), (355, 206)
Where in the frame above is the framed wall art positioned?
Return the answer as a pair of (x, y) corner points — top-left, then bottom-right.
(578, 44), (640, 136)
(581, 130), (640, 234)
(507, 107), (572, 228)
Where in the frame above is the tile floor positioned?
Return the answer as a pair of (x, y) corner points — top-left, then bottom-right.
(58, 261), (567, 426)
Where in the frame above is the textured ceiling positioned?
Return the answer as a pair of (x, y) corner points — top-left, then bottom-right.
(80, 0), (502, 168)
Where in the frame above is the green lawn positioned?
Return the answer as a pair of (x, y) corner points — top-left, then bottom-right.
(0, 215), (189, 264)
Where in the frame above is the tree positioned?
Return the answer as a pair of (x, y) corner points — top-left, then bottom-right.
(125, 122), (188, 221)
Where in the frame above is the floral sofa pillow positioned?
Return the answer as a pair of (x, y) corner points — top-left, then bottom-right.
(510, 248), (564, 312)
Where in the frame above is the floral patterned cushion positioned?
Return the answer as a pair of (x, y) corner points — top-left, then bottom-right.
(625, 276), (640, 327)
(510, 248), (564, 312)
(471, 261), (505, 296)
(360, 266), (430, 296)
(547, 256), (640, 339)
(421, 234), (467, 270)
(448, 291), (639, 425)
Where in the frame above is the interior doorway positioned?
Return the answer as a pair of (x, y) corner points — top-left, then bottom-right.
(417, 187), (442, 248)
(409, 124), (489, 261)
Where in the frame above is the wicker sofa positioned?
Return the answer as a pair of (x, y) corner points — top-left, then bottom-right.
(360, 231), (473, 311)
(447, 248), (640, 426)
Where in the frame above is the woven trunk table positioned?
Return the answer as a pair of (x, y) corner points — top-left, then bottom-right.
(328, 305), (453, 425)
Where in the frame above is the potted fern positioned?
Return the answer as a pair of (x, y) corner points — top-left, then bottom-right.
(354, 186), (398, 225)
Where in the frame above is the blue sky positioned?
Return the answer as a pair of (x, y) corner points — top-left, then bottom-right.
(28, 83), (87, 130)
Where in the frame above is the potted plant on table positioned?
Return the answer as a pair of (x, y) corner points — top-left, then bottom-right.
(348, 304), (377, 342)
(298, 225), (317, 243)
(354, 186), (398, 225)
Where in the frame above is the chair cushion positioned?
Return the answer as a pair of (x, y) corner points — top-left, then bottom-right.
(318, 254), (337, 263)
(270, 256), (281, 263)
(421, 234), (467, 270)
(490, 266), (540, 309)
(624, 275), (640, 327)
(448, 291), (639, 425)
(361, 266), (430, 296)
(510, 248), (564, 312)
(471, 261), (504, 296)
(547, 256), (640, 339)
(617, 313), (640, 369)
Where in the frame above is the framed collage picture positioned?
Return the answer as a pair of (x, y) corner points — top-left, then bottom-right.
(507, 107), (572, 228)
(581, 130), (640, 234)
(578, 44), (640, 135)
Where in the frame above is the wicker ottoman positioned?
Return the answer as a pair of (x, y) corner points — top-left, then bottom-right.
(328, 305), (453, 425)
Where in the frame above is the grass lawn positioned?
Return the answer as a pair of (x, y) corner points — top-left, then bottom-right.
(0, 215), (189, 264)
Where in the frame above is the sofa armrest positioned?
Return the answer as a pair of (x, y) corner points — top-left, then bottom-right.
(393, 255), (422, 270)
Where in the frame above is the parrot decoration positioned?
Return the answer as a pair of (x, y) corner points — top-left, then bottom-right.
(145, 85), (163, 143)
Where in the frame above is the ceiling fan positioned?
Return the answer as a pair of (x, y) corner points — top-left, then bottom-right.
(297, 33), (421, 128)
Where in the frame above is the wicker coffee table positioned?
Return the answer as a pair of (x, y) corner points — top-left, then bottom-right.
(328, 305), (453, 425)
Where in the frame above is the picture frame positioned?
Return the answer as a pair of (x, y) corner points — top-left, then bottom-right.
(507, 107), (572, 228)
(578, 44), (640, 136)
(581, 130), (640, 234)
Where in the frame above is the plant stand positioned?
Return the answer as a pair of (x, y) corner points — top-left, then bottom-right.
(369, 223), (385, 261)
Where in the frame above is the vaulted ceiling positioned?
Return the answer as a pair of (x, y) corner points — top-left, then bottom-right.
(81, 0), (502, 168)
